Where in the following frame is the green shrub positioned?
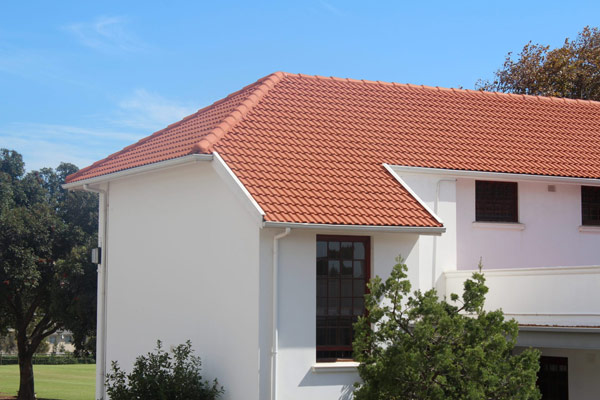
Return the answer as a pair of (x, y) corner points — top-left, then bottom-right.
(106, 340), (223, 400)
(353, 257), (540, 400)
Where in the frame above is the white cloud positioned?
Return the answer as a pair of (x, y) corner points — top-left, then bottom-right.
(0, 122), (144, 171)
(320, 1), (344, 16)
(113, 89), (197, 132)
(1, 90), (199, 171)
(64, 16), (147, 53)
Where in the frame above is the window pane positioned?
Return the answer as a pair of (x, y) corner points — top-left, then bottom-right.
(317, 259), (328, 276)
(317, 278), (327, 296)
(340, 326), (352, 346)
(328, 241), (340, 258)
(317, 297), (326, 315)
(328, 298), (339, 315)
(317, 327), (326, 345)
(342, 260), (353, 276)
(328, 260), (340, 276)
(353, 242), (365, 260)
(341, 279), (352, 296)
(327, 327), (336, 345)
(353, 279), (365, 296)
(317, 241), (327, 257)
(341, 298), (352, 315)
(353, 298), (364, 315)
(340, 242), (353, 259)
(328, 280), (339, 297)
(353, 261), (364, 278)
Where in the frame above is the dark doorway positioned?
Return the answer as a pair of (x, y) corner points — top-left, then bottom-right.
(538, 356), (568, 400)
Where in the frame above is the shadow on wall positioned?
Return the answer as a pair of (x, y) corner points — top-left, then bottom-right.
(298, 368), (357, 400)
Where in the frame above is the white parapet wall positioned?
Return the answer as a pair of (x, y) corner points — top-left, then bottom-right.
(443, 265), (600, 327)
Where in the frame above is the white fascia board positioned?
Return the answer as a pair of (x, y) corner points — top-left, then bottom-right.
(390, 165), (600, 186)
(382, 163), (444, 225)
(516, 328), (600, 350)
(62, 154), (214, 190)
(445, 264), (600, 278)
(518, 325), (600, 334)
(211, 152), (266, 221)
(262, 221), (445, 235)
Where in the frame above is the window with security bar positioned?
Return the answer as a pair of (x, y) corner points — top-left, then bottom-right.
(316, 235), (370, 362)
(475, 180), (519, 222)
(582, 186), (600, 226)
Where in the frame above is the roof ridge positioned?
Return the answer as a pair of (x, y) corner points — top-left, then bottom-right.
(66, 72), (287, 182)
(286, 72), (600, 107)
(190, 71), (287, 154)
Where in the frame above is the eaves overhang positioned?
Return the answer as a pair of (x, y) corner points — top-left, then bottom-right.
(391, 165), (600, 186)
(262, 221), (445, 235)
(62, 154), (214, 190)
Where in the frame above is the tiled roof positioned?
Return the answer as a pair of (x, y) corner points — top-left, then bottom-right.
(66, 72), (600, 227)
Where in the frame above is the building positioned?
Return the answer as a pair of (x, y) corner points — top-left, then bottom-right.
(64, 72), (600, 400)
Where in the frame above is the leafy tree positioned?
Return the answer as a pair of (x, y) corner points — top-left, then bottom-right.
(353, 257), (541, 400)
(106, 340), (223, 400)
(0, 330), (17, 354)
(477, 26), (600, 100)
(0, 149), (98, 400)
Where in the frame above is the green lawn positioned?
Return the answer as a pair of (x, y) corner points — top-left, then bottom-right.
(0, 364), (95, 400)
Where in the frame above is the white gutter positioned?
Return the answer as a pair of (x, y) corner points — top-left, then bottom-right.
(518, 325), (600, 334)
(432, 179), (456, 289)
(391, 165), (600, 186)
(83, 184), (108, 400)
(63, 154), (213, 189)
(263, 221), (444, 235)
(271, 228), (291, 400)
(382, 163), (444, 225)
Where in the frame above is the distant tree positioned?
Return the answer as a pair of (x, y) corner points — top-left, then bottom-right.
(0, 149), (98, 400)
(477, 26), (600, 101)
(353, 257), (541, 400)
(0, 330), (17, 354)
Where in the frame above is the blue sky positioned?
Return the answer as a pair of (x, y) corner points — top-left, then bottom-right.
(1, 0), (598, 170)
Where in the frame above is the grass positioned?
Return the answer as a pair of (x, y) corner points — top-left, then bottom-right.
(0, 364), (95, 400)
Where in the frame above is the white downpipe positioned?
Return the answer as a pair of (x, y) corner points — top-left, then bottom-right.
(432, 179), (455, 290)
(271, 228), (291, 400)
(83, 184), (108, 400)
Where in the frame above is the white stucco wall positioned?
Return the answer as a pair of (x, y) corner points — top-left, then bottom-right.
(456, 179), (600, 270)
(444, 265), (600, 326)
(399, 173), (457, 291)
(103, 161), (261, 400)
(259, 228), (420, 400)
(516, 347), (600, 400)
(396, 169), (600, 274)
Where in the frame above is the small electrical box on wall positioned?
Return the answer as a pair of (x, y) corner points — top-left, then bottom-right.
(91, 248), (102, 264)
(547, 185), (556, 192)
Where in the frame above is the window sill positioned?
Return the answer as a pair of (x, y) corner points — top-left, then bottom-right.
(579, 225), (600, 233)
(472, 222), (525, 231)
(311, 361), (360, 373)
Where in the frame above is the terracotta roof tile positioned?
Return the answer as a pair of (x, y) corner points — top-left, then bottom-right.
(67, 72), (600, 227)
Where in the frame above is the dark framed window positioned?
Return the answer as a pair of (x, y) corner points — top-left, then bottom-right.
(537, 356), (568, 400)
(475, 180), (518, 222)
(316, 235), (370, 362)
(582, 186), (600, 226)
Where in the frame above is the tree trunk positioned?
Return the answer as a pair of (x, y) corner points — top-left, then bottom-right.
(17, 352), (35, 400)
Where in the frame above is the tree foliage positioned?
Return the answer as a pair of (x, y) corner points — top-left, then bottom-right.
(477, 26), (600, 100)
(106, 340), (223, 400)
(353, 257), (541, 400)
(0, 149), (98, 399)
